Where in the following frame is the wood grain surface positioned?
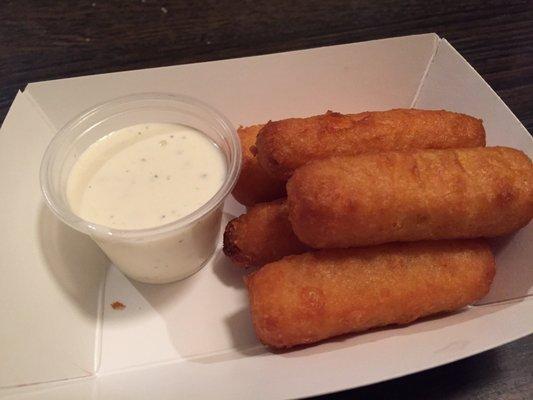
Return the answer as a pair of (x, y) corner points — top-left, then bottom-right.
(0, 1), (531, 399)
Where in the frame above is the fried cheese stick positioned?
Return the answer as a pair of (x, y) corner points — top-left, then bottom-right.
(223, 200), (308, 267)
(256, 109), (486, 180)
(247, 240), (495, 348)
(231, 125), (286, 206)
(287, 147), (533, 248)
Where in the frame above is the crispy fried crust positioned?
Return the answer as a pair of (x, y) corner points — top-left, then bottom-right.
(231, 125), (286, 206)
(287, 146), (533, 248)
(247, 240), (495, 348)
(223, 200), (308, 268)
(256, 109), (486, 180)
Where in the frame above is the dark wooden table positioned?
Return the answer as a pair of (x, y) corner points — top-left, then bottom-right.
(1, 1), (531, 398)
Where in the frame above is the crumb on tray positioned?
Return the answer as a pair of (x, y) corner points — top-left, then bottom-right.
(111, 301), (126, 310)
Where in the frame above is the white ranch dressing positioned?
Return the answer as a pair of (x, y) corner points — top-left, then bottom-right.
(65, 123), (227, 283)
(67, 123), (226, 230)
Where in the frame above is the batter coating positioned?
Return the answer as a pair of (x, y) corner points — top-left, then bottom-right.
(223, 200), (308, 267)
(256, 109), (486, 179)
(232, 125), (286, 206)
(247, 240), (495, 348)
(287, 147), (533, 248)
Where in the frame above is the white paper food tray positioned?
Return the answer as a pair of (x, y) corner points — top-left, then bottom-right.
(0, 33), (531, 399)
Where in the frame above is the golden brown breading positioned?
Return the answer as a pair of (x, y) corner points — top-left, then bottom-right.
(223, 200), (308, 267)
(231, 125), (286, 206)
(246, 240), (495, 348)
(287, 147), (533, 248)
(256, 109), (486, 180)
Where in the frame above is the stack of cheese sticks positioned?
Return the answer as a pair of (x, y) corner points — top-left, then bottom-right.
(223, 109), (533, 349)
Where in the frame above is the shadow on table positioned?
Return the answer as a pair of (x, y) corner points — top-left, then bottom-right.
(128, 212), (243, 311)
(37, 203), (109, 317)
(478, 228), (533, 305)
(119, 211), (265, 362)
(208, 294), (523, 366)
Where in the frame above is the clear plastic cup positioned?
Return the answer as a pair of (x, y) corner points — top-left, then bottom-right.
(40, 93), (241, 284)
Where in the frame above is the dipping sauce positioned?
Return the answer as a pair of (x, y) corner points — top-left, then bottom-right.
(67, 123), (226, 230)
(40, 93), (240, 285)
